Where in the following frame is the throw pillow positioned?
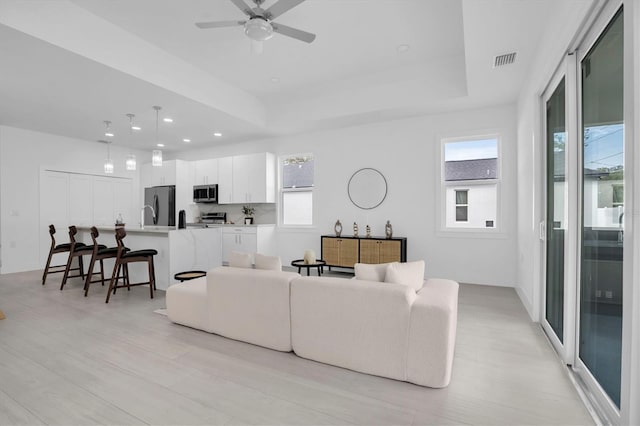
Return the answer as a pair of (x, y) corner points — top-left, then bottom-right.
(254, 253), (282, 271)
(354, 262), (392, 282)
(384, 260), (425, 292)
(229, 251), (252, 268)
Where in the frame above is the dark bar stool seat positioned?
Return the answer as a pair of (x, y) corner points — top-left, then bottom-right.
(42, 224), (85, 285)
(83, 226), (126, 297)
(106, 227), (158, 303)
(60, 226), (95, 290)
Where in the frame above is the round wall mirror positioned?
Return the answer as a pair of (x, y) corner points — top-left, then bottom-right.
(348, 168), (388, 210)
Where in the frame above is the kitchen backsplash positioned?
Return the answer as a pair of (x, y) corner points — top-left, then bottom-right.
(195, 203), (276, 224)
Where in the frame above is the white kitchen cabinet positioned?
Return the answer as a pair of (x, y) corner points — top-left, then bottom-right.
(221, 225), (276, 263)
(92, 177), (116, 226)
(144, 160), (177, 186)
(218, 156), (234, 204)
(68, 174), (93, 226)
(218, 153), (275, 204)
(193, 158), (218, 185)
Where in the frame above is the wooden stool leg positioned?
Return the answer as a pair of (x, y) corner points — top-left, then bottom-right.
(105, 262), (120, 303)
(42, 251), (54, 285)
(99, 259), (105, 285)
(151, 258), (156, 291)
(78, 255), (85, 279)
(148, 258), (155, 299)
(60, 252), (74, 290)
(83, 255), (97, 296)
(125, 264), (131, 291)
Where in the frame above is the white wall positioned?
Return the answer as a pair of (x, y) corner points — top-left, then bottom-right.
(173, 105), (518, 287)
(0, 125), (144, 273)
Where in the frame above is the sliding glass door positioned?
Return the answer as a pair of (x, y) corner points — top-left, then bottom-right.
(544, 77), (566, 346)
(579, 6), (623, 410)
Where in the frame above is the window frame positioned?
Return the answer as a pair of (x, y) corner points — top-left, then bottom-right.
(278, 153), (315, 228)
(437, 132), (504, 237)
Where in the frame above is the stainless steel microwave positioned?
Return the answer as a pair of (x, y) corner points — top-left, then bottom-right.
(193, 184), (218, 203)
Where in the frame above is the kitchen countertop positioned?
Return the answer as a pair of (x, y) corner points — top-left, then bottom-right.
(76, 225), (177, 234)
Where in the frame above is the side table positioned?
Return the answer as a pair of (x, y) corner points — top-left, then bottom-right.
(291, 259), (326, 276)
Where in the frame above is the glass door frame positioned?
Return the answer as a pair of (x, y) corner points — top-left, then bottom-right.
(573, 1), (624, 422)
(540, 65), (578, 365)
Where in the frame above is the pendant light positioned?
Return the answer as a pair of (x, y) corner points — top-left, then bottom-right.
(152, 106), (163, 167)
(125, 113), (137, 171)
(102, 140), (114, 174)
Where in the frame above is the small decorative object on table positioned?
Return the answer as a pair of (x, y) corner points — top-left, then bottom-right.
(115, 213), (125, 228)
(242, 205), (255, 225)
(353, 222), (358, 237)
(385, 220), (393, 239)
(334, 219), (342, 237)
(365, 225), (371, 238)
(303, 249), (316, 264)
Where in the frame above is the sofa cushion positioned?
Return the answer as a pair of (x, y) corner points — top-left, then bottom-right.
(254, 253), (282, 271)
(385, 260), (425, 292)
(354, 262), (392, 282)
(229, 251), (252, 268)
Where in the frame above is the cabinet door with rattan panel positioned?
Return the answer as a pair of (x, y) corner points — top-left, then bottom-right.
(359, 239), (380, 264)
(338, 238), (359, 267)
(322, 237), (341, 266)
(378, 240), (402, 263)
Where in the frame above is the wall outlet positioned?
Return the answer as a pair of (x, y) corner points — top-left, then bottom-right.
(605, 291), (613, 299)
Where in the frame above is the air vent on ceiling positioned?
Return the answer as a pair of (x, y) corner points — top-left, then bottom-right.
(493, 52), (517, 68)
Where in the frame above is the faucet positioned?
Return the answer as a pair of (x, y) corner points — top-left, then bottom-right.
(141, 205), (156, 228)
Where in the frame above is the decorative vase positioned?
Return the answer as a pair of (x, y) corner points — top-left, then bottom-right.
(385, 220), (393, 239)
(303, 249), (316, 265)
(353, 222), (358, 237)
(365, 225), (371, 238)
(244, 217), (253, 225)
(334, 220), (342, 237)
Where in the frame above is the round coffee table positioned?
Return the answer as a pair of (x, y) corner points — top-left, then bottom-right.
(291, 259), (326, 276)
(174, 270), (207, 282)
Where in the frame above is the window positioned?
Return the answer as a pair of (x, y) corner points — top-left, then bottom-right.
(455, 190), (468, 221)
(442, 136), (499, 230)
(281, 154), (314, 225)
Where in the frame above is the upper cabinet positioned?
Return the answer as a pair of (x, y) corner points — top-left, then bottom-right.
(193, 158), (218, 185)
(218, 153), (275, 204)
(142, 160), (177, 187)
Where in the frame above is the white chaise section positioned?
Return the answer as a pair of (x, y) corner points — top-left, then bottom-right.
(290, 275), (459, 388)
(407, 278), (459, 388)
(207, 267), (299, 352)
(166, 276), (209, 332)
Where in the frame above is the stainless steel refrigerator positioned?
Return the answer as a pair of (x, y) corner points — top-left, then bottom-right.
(144, 185), (176, 226)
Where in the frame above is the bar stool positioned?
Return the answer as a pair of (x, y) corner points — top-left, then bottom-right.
(42, 224), (86, 285)
(83, 226), (122, 297)
(105, 227), (158, 303)
(60, 226), (95, 290)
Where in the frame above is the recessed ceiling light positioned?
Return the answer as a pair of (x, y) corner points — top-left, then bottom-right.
(163, 117), (173, 123)
(213, 132), (222, 137)
(105, 132), (114, 137)
(183, 138), (191, 143)
(131, 126), (141, 131)
(397, 44), (410, 53)
(157, 143), (164, 147)
(271, 77), (280, 83)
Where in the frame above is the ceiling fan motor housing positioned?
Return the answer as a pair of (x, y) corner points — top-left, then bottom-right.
(244, 17), (273, 41)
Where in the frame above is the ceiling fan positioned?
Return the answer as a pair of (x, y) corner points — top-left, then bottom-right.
(195, 0), (316, 44)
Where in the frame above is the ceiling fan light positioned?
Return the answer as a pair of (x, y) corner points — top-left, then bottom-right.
(245, 18), (273, 41)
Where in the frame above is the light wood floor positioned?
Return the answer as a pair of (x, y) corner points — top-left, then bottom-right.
(0, 269), (593, 425)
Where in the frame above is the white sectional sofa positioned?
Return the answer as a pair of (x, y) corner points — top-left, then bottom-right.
(166, 262), (459, 388)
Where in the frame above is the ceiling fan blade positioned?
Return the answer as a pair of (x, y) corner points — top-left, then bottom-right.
(195, 20), (246, 29)
(264, 0), (306, 20)
(229, 0), (255, 17)
(271, 22), (316, 43)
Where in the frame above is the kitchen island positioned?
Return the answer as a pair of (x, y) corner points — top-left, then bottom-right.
(76, 226), (222, 291)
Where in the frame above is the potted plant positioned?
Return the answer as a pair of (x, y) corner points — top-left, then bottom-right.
(242, 205), (255, 225)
